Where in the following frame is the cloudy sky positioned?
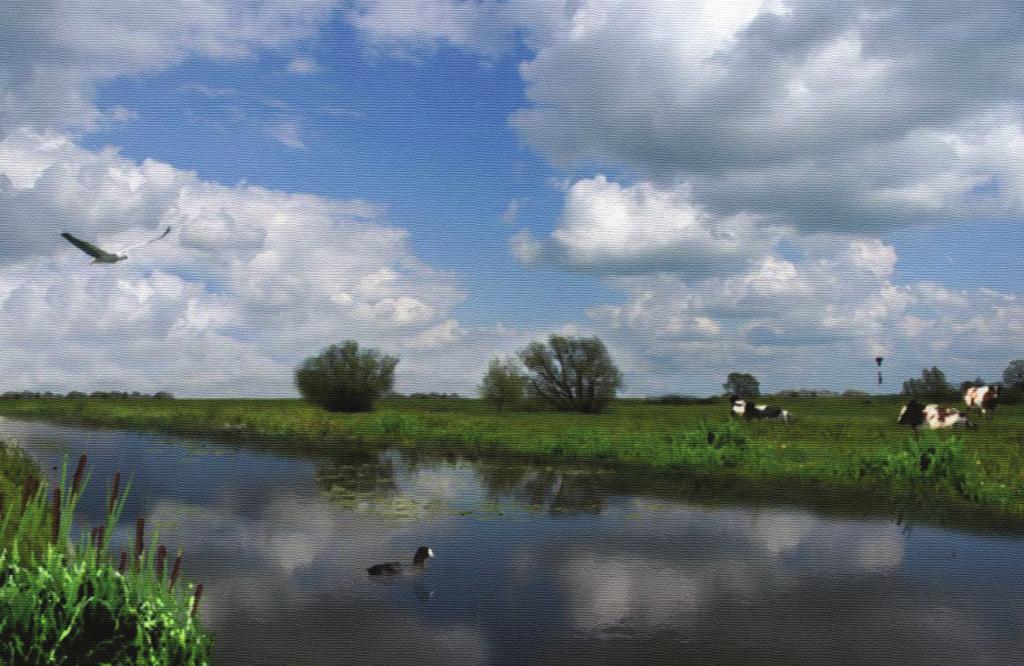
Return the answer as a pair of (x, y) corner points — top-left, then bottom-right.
(1, 0), (1022, 397)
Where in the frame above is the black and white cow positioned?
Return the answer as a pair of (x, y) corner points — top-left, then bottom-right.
(730, 395), (792, 422)
(897, 399), (976, 432)
(964, 385), (999, 420)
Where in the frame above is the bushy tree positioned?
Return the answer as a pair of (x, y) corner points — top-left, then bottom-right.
(723, 372), (760, 398)
(479, 357), (527, 412)
(1004, 360), (1024, 391)
(295, 341), (398, 412)
(518, 335), (622, 414)
(902, 366), (956, 400)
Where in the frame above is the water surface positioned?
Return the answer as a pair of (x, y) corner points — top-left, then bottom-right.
(2, 417), (1023, 664)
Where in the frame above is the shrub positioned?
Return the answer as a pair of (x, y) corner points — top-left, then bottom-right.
(295, 341), (399, 412)
(479, 357), (528, 412)
(518, 335), (622, 414)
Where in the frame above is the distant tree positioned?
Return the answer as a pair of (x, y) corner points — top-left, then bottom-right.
(723, 372), (760, 398)
(153, 391), (175, 400)
(1004, 360), (1024, 391)
(518, 335), (622, 414)
(958, 377), (986, 394)
(66, 391), (87, 399)
(902, 366), (956, 400)
(295, 340), (399, 412)
(479, 357), (528, 412)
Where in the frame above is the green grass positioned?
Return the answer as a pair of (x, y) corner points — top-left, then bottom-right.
(2, 396), (1024, 520)
(0, 451), (213, 664)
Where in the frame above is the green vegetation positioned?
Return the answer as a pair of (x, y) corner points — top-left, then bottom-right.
(519, 334), (622, 413)
(0, 450), (212, 664)
(295, 340), (399, 412)
(2, 395), (1024, 520)
(479, 357), (528, 412)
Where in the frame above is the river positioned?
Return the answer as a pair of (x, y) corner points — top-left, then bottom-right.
(2, 417), (1023, 664)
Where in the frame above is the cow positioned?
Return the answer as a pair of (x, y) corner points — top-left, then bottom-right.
(730, 395), (792, 422)
(897, 399), (976, 433)
(964, 384), (999, 420)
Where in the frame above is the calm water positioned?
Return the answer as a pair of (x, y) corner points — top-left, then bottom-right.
(2, 417), (1024, 665)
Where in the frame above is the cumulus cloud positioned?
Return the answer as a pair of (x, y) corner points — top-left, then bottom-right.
(353, 1), (1024, 235)
(517, 175), (782, 276)
(0, 129), (534, 395)
(586, 235), (1024, 394)
(0, 0), (337, 134)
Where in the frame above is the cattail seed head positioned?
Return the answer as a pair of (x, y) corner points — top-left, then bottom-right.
(51, 487), (61, 544)
(21, 475), (38, 512)
(118, 550), (127, 573)
(72, 454), (87, 496)
(155, 544), (167, 580)
(168, 553), (183, 591)
(191, 583), (204, 618)
(108, 471), (121, 514)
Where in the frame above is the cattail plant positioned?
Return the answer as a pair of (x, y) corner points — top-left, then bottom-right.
(134, 517), (146, 572)
(71, 454), (87, 496)
(118, 550), (127, 573)
(50, 487), (61, 544)
(155, 544), (167, 580)
(108, 471), (121, 514)
(191, 583), (204, 618)
(169, 552), (183, 591)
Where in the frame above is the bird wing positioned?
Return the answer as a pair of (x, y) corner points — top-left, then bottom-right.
(118, 226), (172, 254)
(61, 233), (112, 259)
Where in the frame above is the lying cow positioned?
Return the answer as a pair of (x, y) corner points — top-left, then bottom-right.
(964, 384), (999, 420)
(730, 395), (792, 422)
(897, 399), (976, 432)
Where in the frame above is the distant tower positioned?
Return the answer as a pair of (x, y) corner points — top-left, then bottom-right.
(875, 356), (884, 385)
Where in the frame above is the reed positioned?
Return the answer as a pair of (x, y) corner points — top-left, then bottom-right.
(0, 452), (212, 664)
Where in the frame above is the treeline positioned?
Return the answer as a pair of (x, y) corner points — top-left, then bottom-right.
(902, 362), (1024, 404)
(1, 390), (175, 400)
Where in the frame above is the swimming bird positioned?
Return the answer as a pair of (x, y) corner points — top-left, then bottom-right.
(367, 546), (434, 576)
(61, 226), (171, 264)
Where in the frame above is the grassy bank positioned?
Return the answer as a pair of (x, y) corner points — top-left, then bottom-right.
(0, 446), (212, 663)
(2, 396), (1024, 518)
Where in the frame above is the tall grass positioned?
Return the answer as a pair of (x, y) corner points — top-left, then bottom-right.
(0, 453), (212, 664)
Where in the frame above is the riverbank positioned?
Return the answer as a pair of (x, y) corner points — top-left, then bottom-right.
(2, 396), (1023, 519)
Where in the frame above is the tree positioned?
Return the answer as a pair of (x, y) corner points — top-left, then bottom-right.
(479, 357), (527, 412)
(295, 341), (399, 412)
(518, 335), (622, 414)
(902, 366), (955, 400)
(1004, 360), (1024, 391)
(722, 372), (760, 398)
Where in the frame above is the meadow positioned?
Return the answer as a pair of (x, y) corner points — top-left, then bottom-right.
(2, 395), (1024, 521)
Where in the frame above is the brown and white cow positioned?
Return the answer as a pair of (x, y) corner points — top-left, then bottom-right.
(964, 384), (999, 420)
(898, 399), (976, 432)
(730, 395), (792, 422)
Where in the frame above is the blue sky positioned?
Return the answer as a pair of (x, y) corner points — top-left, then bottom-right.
(1, 1), (1022, 396)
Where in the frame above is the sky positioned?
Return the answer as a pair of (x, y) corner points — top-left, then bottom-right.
(1, 0), (1022, 397)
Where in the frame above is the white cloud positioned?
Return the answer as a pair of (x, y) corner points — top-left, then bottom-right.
(499, 199), (521, 225)
(585, 235), (1024, 394)
(267, 118), (307, 149)
(0, 0), (337, 134)
(0, 130), (535, 396)
(287, 56), (320, 74)
(519, 175), (782, 277)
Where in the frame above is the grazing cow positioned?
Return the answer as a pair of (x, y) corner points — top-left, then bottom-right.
(730, 395), (792, 422)
(897, 399), (976, 433)
(964, 385), (999, 420)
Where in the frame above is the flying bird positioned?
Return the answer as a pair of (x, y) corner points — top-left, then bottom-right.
(61, 227), (171, 264)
